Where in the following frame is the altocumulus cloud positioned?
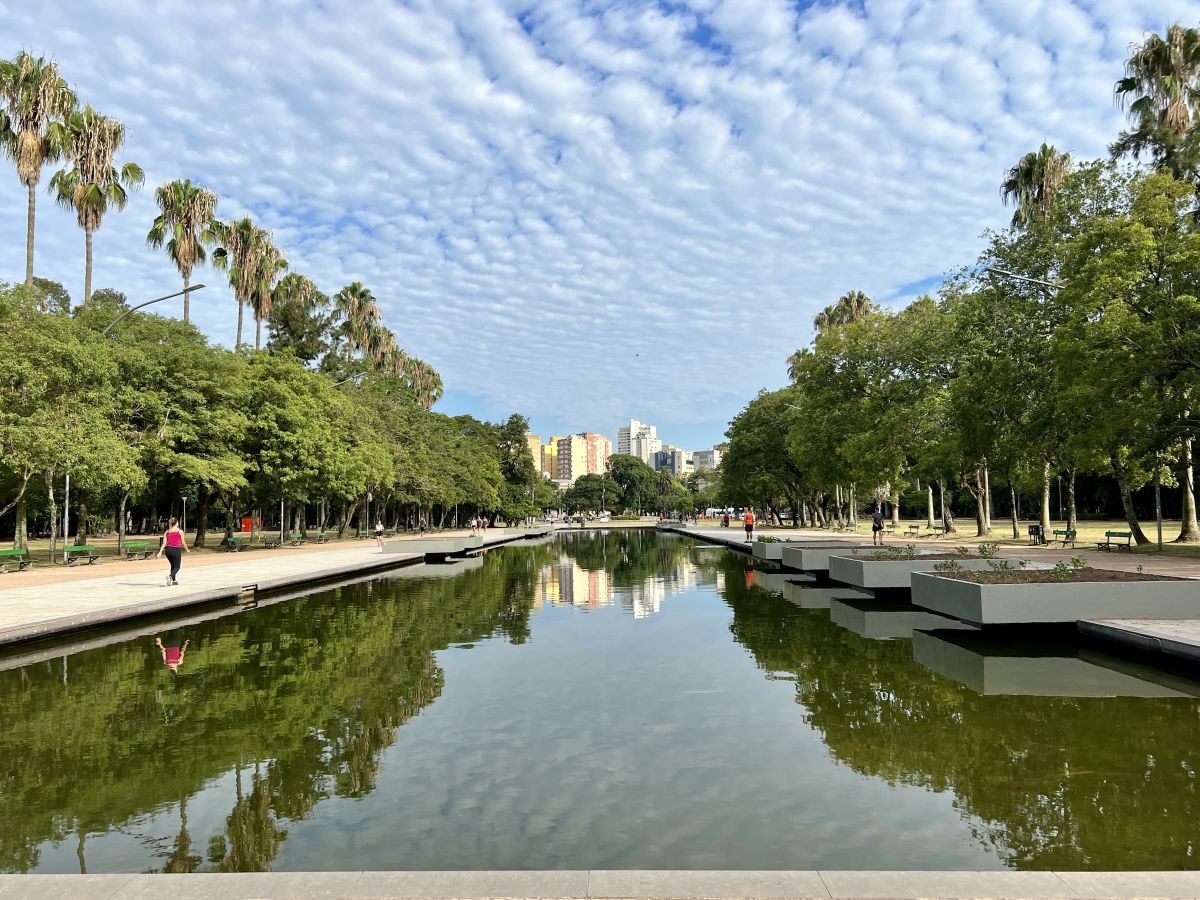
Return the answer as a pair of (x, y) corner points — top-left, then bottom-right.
(0, 0), (1194, 444)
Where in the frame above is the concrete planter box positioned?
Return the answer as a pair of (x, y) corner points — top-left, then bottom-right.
(382, 538), (469, 556)
(780, 544), (875, 574)
(782, 580), (871, 609)
(829, 598), (976, 641)
(751, 541), (794, 561)
(912, 630), (1196, 697)
(911, 571), (1200, 626)
(827, 555), (1050, 591)
(750, 570), (812, 594)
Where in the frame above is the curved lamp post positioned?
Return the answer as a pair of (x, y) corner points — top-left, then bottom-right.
(102, 284), (206, 336)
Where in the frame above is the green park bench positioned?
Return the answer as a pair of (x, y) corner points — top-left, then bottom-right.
(288, 531), (306, 546)
(905, 524), (922, 536)
(315, 531), (331, 544)
(260, 535), (282, 549)
(1097, 530), (1132, 551)
(928, 524), (947, 537)
(224, 535), (250, 551)
(1052, 528), (1077, 548)
(384, 528), (397, 537)
(123, 540), (153, 560)
(64, 544), (101, 566)
(0, 548), (33, 573)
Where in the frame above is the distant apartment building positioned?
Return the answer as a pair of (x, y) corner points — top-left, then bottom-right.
(617, 419), (657, 458)
(654, 445), (692, 477)
(540, 440), (561, 478)
(554, 432), (612, 485)
(693, 447), (724, 470)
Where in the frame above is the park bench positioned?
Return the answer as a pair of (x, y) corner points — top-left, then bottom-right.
(315, 531), (331, 544)
(0, 548), (33, 573)
(928, 524), (947, 537)
(288, 531), (306, 546)
(1027, 524), (1046, 546)
(905, 524), (922, 537)
(224, 534), (250, 551)
(261, 535), (282, 549)
(64, 544), (101, 566)
(1097, 530), (1132, 551)
(384, 528), (397, 537)
(123, 539), (154, 560)
(1052, 528), (1077, 548)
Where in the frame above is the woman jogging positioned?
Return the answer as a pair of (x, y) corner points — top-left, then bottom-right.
(374, 517), (385, 549)
(156, 517), (189, 586)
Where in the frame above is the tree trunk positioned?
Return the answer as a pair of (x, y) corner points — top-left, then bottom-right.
(25, 182), (35, 289)
(1040, 461), (1052, 533)
(982, 462), (992, 532)
(236, 300), (244, 348)
(925, 483), (935, 529)
(183, 272), (191, 324)
(848, 484), (857, 526)
(965, 469), (986, 537)
(193, 487), (211, 548)
(83, 227), (93, 304)
(1178, 436), (1200, 542)
(117, 491), (129, 556)
(339, 500), (359, 539)
(47, 472), (58, 559)
(14, 497), (28, 551)
(938, 479), (956, 532)
(77, 496), (88, 545)
(255, 314), (262, 351)
(890, 488), (900, 527)
(1109, 450), (1150, 545)
(1066, 465), (1077, 531)
(1009, 482), (1020, 539)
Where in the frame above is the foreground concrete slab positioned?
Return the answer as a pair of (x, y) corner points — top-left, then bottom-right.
(1079, 618), (1200, 666)
(829, 598), (976, 641)
(4, 870), (1200, 898)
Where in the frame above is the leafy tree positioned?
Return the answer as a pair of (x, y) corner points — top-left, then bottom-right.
(268, 274), (329, 364)
(0, 51), (75, 286)
(606, 454), (658, 512)
(48, 105), (144, 303)
(146, 178), (217, 323)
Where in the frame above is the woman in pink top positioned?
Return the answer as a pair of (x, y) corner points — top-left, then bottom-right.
(156, 516), (189, 586)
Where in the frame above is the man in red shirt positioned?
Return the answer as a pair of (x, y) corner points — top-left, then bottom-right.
(743, 508), (756, 540)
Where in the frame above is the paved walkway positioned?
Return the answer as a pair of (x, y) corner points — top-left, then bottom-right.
(2, 869), (1199, 898)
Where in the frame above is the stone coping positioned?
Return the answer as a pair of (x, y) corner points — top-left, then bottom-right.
(3, 869), (1200, 898)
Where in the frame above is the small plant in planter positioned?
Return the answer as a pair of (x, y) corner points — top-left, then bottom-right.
(978, 542), (1000, 559)
(866, 543), (918, 560)
(756, 535), (785, 543)
(1050, 557), (1087, 581)
(933, 559), (965, 574)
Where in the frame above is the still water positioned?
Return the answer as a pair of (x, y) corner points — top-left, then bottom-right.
(1, 531), (1198, 873)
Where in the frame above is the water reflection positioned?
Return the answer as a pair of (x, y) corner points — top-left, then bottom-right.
(0, 532), (1198, 873)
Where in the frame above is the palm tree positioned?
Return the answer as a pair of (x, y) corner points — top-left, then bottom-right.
(249, 243), (287, 350)
(1113, 24), (1200, 180)
(49, 105), (144, 303)
(0, 52), (76, 287)
(212, 217), (283, 349)
(813, 290), (874, 334)
(404, 358), (443, 410)
(333, 281), (381, 361)
(1000, 144), (1072, 229)
(146, 179), (218, 323)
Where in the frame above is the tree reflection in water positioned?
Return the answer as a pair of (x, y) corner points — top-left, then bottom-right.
(713, 552), (1200, 871)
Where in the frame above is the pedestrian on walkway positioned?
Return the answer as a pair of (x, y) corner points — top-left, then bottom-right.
(156, 517), (189, 586)
(374, 517), (385, 549)
(743, 508), (755, 541)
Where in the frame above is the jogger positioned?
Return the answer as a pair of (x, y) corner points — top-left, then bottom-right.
(156, 516), (190, 585)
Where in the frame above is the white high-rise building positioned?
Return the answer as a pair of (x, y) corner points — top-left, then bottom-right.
(617, 419), (657, 457)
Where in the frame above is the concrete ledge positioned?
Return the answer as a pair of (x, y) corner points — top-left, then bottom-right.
(1078, 619), (1200, 666)
(0, 551), (423, 648)
(780, 544), (875, 574)
(3, 870), (1200, 898)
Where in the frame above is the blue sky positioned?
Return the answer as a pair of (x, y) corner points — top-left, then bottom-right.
(2, 0), (1196, 452)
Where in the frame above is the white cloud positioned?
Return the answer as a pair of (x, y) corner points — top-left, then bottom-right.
(0, 0), (1193, 446)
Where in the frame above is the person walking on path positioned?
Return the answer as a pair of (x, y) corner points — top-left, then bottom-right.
(156, 517), (189, 586)
(374, 517), (386, 549)
(871, 505), (885, 546)
(743, 508), (756, 541)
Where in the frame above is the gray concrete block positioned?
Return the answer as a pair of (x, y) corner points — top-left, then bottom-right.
(355, 870), (590, 898)
(588, 869), (830, 898)
(818, 869), (1072, 898)
(1054, 870), (1200, 898)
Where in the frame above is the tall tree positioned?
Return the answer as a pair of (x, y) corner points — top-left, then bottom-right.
(333, 281), (381, 363)
(249, 241), (286, 351)
(212, 217), (280, 349)
(1001, 144), (1072, 229)
(268, 273), (329, 363)
(0, 52), (75, 287)
(48, 105), (144, 303)
(1112, 23), (1200, 180)
(145, 179), (217, 323)
(812, 290), (874, 334)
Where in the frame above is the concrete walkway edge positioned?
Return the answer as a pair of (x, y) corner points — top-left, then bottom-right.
(3, 869), (1200, 898)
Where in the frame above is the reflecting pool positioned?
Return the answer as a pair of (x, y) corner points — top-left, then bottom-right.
(1, 531), (1198, 873)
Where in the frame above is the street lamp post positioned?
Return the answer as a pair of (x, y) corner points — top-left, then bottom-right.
(182, 495), (188, 535)
(102, 285), (206, 336)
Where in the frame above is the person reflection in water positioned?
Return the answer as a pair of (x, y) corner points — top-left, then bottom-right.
(156, 630), (190, 674)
